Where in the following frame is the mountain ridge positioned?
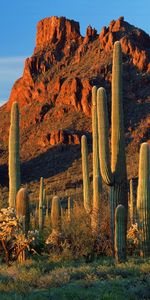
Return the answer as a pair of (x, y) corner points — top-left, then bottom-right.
(0, 16), (150, 200)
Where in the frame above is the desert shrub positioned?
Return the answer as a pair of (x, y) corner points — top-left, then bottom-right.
(127, 223), (140, 256)
(0, 207), (43, 263)
(46, 199), (112, 261)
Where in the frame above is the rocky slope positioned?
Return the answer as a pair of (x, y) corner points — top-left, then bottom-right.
(0, 16), (150, 200)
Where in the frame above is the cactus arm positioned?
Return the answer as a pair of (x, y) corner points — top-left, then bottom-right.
(97, 87), (114, 185)
(115, 204), (126, 263)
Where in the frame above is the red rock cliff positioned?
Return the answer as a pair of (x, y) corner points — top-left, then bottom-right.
(1, 16), (148, 154)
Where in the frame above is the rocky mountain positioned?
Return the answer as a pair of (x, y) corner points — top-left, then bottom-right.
(0, 16), (150, 199)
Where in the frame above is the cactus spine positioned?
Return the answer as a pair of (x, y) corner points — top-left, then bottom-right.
(39, 177), (44, 230)
(115, 204), (126, 263)
(81, 135), (91, 213)
(9, 102), (20, 208)
(137, 142), (150, 257)
(97, 41), (127, 249)
(16, 187), (30, 235)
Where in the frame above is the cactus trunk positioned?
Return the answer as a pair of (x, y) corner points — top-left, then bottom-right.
(137, 143), (150, 257)
(39, 177), (44, 230)
(81, 135), (91, 213)
(16, 187), (30, 234)
(97, 41), (127, 251)
(91, 86), (102, 234)
(92, 86), (100, 180)
(9, 102), (20, 208)
(51, 196), (61, 234)
(91, 175), (101, 234)
(68, 196), (73, 222)
(129, 178), (137, 224)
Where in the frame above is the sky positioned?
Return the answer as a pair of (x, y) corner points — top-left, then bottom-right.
(0, 0), (150, 105)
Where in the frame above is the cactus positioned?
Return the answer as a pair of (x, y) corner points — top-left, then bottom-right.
(51, 196), (61, 234)
(81, 135), (91, 213)
(46, 195), (49, 219)
(97, 41), (127, 250)
(34, 202), (38, 229)
(91, 86), (102, 233)
(115, 204), (126, 263)
(129, 178), (137, 225)
(91, 175), (102, 234)
(92, 86), (101, 180)
(16, 187), (30, 235)
(42, 188), (45, 204)
(137, 142), (150, 257)
(39, 177), (44, 230)
(68, 196), (73, 222)
(9, 102), (20, 208)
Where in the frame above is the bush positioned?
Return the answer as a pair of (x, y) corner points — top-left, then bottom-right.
(46, 201), (112, 261)
(0, 207), (42, 263)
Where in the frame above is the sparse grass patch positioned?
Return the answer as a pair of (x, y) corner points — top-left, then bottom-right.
(0, 257), (150, 299)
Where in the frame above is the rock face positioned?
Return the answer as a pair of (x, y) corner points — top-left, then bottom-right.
(7, 16), (150, 116)
(35, 16), (81, 52)
(99, 17), (150, 71)
(0, 16), (150, 166)
(38, 129), (81, 147)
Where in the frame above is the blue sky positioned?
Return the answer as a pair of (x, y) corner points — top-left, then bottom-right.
(0, 0), (150, 104)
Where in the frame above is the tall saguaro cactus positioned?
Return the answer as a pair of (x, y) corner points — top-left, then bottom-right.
(9, 102), (20, 208)
(97, 41), (127, 249)
(39, 177), (44, 230)
(92, 86), (100, 180)
(137, 142), (150, 257)
(91, 86), (102, 233)
(81, 135), (91, 213)
(115, 204), (126, 263)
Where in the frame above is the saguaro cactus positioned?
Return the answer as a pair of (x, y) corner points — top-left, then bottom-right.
(91, 175), (102, 234)
(97, 41), (127, 249)
(51, 196), (61, 234)
(115, 204), (126, 263)
(92, 86), (101, 181)
(68, 196), (73, 222)
(129, 178), (138, 224)
(9, 102), (20, 208)
(137, 142), (150, 257)
(81, 135), (91, 213)
(16, 187), (30, 234)
(91, 86), (102, 233)
(39, 177), (44, 230)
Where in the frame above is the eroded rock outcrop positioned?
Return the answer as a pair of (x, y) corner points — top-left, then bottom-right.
(2, 16), (149, 154)
(99, 16), (150, 71)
